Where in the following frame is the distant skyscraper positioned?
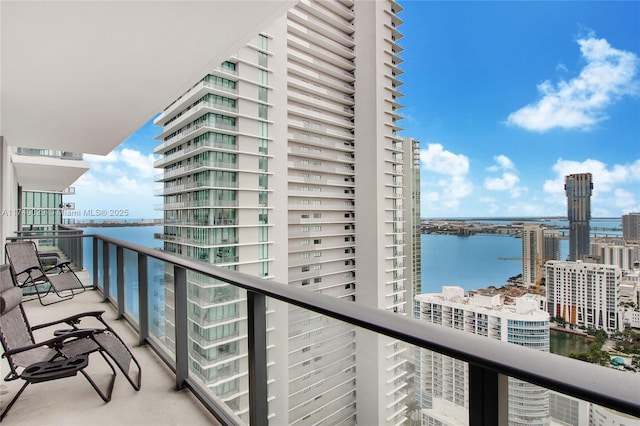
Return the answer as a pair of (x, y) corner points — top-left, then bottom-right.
(522, 224), (559, 291)
(565, 173), (593, 261)
(622, 212), (640, 243)
(414, 286), (551, 426)
(545, 260), (622, 332)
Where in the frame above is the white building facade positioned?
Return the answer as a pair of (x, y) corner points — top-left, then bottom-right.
(545, 260), (622, 332)
(414, 286), (551, 426)
(154, 1), (409, 424)
(590, 239), (640, 273)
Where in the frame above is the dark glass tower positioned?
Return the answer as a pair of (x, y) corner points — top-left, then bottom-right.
(564, 173), (593, 261)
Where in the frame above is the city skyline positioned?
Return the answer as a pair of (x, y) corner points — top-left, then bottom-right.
(70, 1), (639, 219)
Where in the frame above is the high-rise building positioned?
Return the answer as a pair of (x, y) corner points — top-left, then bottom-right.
(153, 1), (409, 424)
(565, 173), (593, 261)
(545, 260), (622, 332)
(414, 286), (551, 426)
(522, 224), (560, 291)
(622, 212), (640, 243)
(404, 137), (422, 301)
(591, 238), (640, 273)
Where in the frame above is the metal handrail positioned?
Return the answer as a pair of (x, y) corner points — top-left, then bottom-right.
(7, 232), (640, 423)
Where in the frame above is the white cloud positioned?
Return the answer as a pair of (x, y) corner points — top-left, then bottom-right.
(72, 147), (160, 219)
(484, 155), (524, 197)
(420, 143), (469, 176)
(420, 144), (473, 213)
(543, 158), (640, 194)
(507, 35), (639, 132)
(485, 172), (519, 191)
(612, 188), (638, 210)
(120, 148), (157, 178)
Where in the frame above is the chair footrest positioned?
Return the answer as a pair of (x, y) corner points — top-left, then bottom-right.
(21, 355), (88, 383)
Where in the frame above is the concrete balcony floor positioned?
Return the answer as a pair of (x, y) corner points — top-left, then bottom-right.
(0, 287), (221, 426)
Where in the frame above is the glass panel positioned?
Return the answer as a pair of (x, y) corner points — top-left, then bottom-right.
(153, 261), (176, 359)
(275, 301), (358, 425)
(123, 248), (139, 320)
(187, 274), (248, 422)
(148, 257), (169, 349)
(96, 239), (104, 290)
(109, 243), (117, 299)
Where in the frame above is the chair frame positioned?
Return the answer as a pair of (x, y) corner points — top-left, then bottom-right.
(1, 328), (117, 421)
(0, 264), (142, 420)
(5, 241), (86, 305)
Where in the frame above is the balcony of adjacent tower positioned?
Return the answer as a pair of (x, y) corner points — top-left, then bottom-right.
(154, 120), (239, 155)
(155, 70), (240, 129)
(10, 148), (90, 193)
(155, 160), (238, 182)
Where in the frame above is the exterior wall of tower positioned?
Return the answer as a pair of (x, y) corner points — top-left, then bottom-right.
(591, 241), (640, 272)
(415, 288), (551, 426)
(155, 1), (408, 423)
(622, 213), (640, 243)
(353, 1), (409, 424)
(565, 173), (592, 261)
(154, 32), (289, 422)
(285, 1), (359, 423)
(545, 260), (622, 332)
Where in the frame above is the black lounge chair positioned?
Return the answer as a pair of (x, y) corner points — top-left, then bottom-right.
(0, 264), (141, 420)
(5, 241), (86, 305)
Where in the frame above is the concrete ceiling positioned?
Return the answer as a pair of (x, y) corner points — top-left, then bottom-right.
(1, 0), (295, 155)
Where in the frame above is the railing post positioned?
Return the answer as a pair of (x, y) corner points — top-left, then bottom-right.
(468, 364), (508, 426)
(138, 254), (149, 345)
(116, 246), (125, 318)
(92, 237), (98, 288)
(248, 291), (268, 426)
(102, 241), (110, 302)
(174, 265), (188, 389)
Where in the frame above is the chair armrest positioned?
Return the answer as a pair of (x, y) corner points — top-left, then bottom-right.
(15, 265), (41, 276)
(31, 311), (107, 331)
(3, 329), (96, 357)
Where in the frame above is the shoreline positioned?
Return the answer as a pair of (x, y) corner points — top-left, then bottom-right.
(550, 324), (594, 339)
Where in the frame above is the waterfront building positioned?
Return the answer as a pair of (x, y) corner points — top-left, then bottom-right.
(522, 224), (560, 291)
(545, 260), (622, 332)
(154, 1), (409, 423)
(414, 286), (551, 426)
(590, 239), (640, 273)
(622, 212), (640, 243)
(565, 173), (593, 261)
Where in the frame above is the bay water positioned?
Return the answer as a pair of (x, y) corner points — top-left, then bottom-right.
(81, 221), (603, 354)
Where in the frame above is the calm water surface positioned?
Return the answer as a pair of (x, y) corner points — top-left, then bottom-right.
(81, 224), (599, 354)
(550, 329), (592, 356)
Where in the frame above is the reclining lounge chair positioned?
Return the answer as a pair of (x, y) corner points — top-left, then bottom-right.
(0, 264), (141, 420)
(5, 241), (86, 305)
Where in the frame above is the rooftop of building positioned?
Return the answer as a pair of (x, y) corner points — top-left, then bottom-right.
(417, 285), (548, 318)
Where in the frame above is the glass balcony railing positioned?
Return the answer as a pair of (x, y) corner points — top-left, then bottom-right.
(5, 230), (640, 425)
(14, 147), (83, 160)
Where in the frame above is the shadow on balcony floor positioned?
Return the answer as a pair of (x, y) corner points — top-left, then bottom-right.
(0, 289), (221, 426)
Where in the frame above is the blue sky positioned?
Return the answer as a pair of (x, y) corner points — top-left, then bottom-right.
(73, 1), (640, 220)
